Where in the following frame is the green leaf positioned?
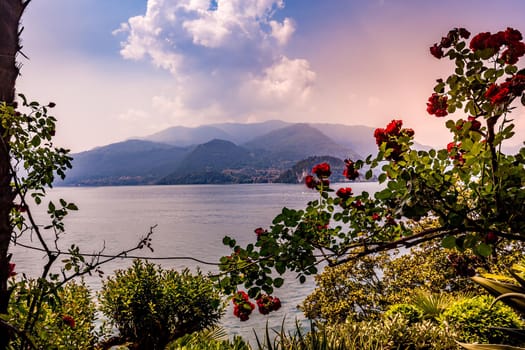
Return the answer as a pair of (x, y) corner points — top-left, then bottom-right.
(273, 277), (284, 288)
(476, 243), (492, 257)
(442, 236), (456, 249)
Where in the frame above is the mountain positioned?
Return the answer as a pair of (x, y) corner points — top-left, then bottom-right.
(59, 120), (411, 186)
(146, 125), (233, 146)
(211, 120), (290, 144)
(243, 123), (361, 161)
(158, 139), (260, 184)
(60, 139), (188, 186)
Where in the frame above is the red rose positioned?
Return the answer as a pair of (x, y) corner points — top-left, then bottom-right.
(304, 175), (317, 189)
(458, 28), (470, 39)
(312, 162), (331, 178)
(385, 120), (402, 136)
(372, 213), (380, 221)
(470, 32), (491, 51)
(336, 187), (353, 199)
(254, 227), (265, 238)
(486, 31), (505, 50)
(374, 128), (387, 146)
(430, 43), (443, 59)
(501, 41), (525, 65)
(467, 116), (481, 131)
(485, 84), (510, 105)
(427, 93), (448, 117)
(504, 27), (523, 43)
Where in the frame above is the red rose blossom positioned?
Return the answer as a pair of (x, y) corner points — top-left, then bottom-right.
(467, 116), (481, 131)
(427, 93), (448, 117)
(430, 43), (443, 59)
(484, 83), (510, 105)
(336, 187), (353, 200)
(372, 213), (380, 221)
(312, 162), (331, 178)
(305, 175), (317, 189)
(254, 227), (266, 238)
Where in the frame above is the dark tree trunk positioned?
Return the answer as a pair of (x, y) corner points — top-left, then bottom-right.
(0, 1), (29, 348)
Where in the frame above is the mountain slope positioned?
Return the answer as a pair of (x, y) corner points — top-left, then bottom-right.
(158, 139), (258, 184)
(243, 123), (360, 161)
(60, 140), (188, 186)
(146, 125), (234, 146)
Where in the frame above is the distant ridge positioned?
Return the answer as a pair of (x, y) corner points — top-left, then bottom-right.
(58, 120), (429, 186)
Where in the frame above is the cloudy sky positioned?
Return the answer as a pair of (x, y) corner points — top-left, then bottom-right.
(16, 0), (525, 152)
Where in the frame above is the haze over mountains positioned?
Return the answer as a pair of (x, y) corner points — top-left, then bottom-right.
(59, 121), (403, 186)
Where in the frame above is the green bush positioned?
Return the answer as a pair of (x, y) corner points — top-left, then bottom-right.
(253, 318), (459, 350)
(384, 303), (422, 324)
(7, 279), (97, 349)
(441, 295), (523, 344)
(99, 259), (224, 349)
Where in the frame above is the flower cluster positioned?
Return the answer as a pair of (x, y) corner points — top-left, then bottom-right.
(305, 163), (331, 190)
(343, 159), (359, 180)
(470, 27), (525, 64)
(484, 74), (525, 106)
(336, 187), (353, 208)
(374, 120), (414, 161)
(429, 27), (471, 59)
(232, 291), (255, 321)
(426, 93), (449, 117)
(312, 162), (331, 178)
(255, 294), (281, 315)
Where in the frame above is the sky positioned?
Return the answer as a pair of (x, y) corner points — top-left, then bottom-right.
(16, 0), (525, 152)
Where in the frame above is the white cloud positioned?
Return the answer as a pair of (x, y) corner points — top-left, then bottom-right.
(247, 56), (316, 104)
(269, 18), (295, 45)
(112, 0), (315, 127)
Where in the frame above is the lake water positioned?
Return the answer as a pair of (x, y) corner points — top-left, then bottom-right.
(10, 182), (379, 342)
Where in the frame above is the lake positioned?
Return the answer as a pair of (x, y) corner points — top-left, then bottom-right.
(10, 182), (380, 341)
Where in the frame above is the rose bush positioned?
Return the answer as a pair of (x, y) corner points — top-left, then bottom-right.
(215, 26), (525, 318)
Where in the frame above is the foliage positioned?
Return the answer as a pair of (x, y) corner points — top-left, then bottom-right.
(301, 238), (525, 323)
(250, 318), (459, 350)
(99, 259), (224, 350)
(167, 328), (250, 350)
(456, 261), (525, 349)
(216, 26), (525, 325)
(0, 94), (155, 347)
(384, 304), (422, 324)
(5, 279), (96, 349)
(441, 295), (523, 344)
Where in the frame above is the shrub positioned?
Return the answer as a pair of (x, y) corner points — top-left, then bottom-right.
(441, 295), (523, 344)
(257, 318), (459, 350)
(99, 259), (224, 349)
(384, 303), (422, 324)
(7, 278), (97, 349)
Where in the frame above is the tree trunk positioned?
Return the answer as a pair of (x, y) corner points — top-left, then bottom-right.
(0, 1), (28, 348)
